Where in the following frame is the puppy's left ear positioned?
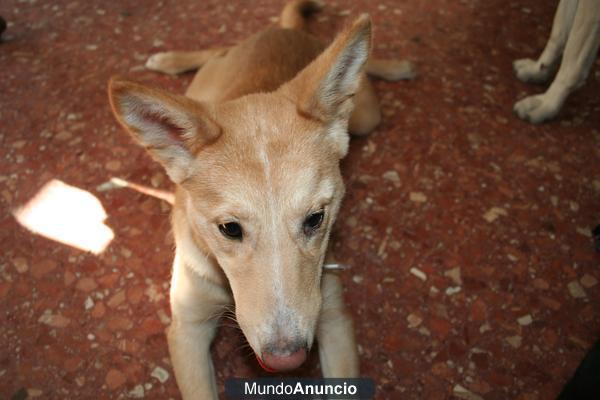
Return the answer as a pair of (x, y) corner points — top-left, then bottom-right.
(281, 14), (372, 157)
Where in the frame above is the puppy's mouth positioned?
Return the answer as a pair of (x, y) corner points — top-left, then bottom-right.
(254, 345), (308, 372)
(255, 353), (277, 373)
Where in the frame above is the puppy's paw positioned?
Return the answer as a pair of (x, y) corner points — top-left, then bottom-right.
(369, 59), (417, 81)
(513, 58), (553, 84)
(513, 94), (560, 124)
(145, 52), (185, 75)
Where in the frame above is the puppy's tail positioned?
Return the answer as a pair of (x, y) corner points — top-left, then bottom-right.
(279, 0), (324, 31)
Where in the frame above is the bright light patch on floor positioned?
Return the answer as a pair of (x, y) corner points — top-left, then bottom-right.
(13, 179), (114, 254)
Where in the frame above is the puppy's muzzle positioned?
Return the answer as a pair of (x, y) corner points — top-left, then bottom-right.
(258, 339), (308, 372)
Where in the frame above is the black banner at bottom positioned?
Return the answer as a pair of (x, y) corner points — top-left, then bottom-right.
(225, 378), (375, 399)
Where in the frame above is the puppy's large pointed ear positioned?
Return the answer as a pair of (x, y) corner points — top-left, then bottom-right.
(108, 78), (221, 183)
(280, 14), (371, 156)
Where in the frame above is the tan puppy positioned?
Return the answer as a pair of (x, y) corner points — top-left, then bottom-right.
(108, 1), (411, 398)
(513, 0), (600, 123)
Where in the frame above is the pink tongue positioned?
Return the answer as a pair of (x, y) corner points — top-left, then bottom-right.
(256, 353), (277, 373)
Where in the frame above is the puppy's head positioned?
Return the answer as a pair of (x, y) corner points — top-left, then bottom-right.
(108, 15), (371, 372)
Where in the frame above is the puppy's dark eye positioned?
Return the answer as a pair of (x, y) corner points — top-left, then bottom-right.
(303, 211), (324, 236)
(219, 222), (243, 240)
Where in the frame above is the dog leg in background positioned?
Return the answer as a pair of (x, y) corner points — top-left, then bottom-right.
(513, 0), (578, 84)
(168, 255), (230, 400)
(367, 58), (416, 81)
(348, 76), (382, 136)
(317, 273), (359, 378)
(146, 48), (229, 75)
(514, 0), (600, 124)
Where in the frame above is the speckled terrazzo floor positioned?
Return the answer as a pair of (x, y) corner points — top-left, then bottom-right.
(1, 0), (599, 399)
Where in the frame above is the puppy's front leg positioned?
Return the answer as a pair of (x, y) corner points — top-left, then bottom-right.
(317, 272), (359, 377)
(168, 319), (219, 399)
(168, 255), (232, 400)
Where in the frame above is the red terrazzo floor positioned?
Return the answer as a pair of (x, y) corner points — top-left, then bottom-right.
(1, 0), (599, 399)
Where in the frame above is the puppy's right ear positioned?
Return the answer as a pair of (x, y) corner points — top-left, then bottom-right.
(280, 14), (371, 158)
(108, 78), (221, 183)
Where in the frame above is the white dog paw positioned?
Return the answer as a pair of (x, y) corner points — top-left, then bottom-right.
(384, 60), (417, 81)
(145, 52), (182, 75)
(513, 58), (552, 84)
(513, 94), (560, 124)
(371, 59), (417, 81)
